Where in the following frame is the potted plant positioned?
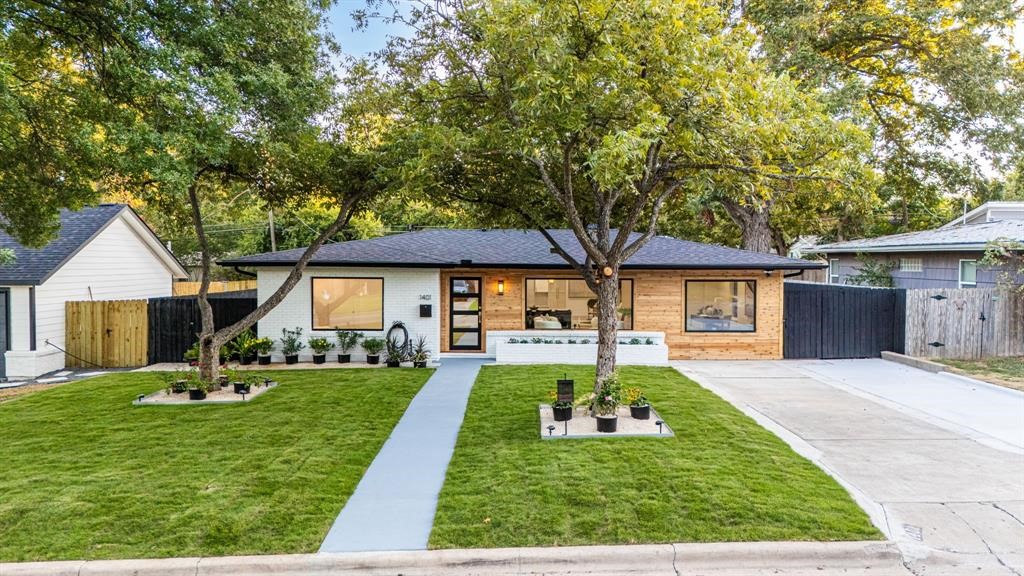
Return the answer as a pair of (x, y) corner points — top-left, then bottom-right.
(280, 327), (304, 364)
(624, 387), (650, 420)
(362, 337), (384, 364)
(187, 375), (210, 401)
(231, 329), (259, 365)
(548, 390), (574, 421)
(384, 336), (405, 368)
(335, 330), (362, 363)
(593, 372), (621, 433)
(183, 342), (199, 366)
(308, 336), (333, 364)
(254, 337), (274, 365)
(411, 335), (430, 368)
(160, 370), (190, 395)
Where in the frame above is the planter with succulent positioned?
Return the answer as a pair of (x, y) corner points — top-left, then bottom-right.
(187, 375), (211, 401)
(624, 386), (650, 420)
(335, 330), (361, 363)
(254, 337), (274, 365)
(384, 336), (405, 368)
(548, 390), (574, 421)
(411, 335), (430, 368)
(592, 372), (622, 433)
(308, 336), (333, 364)
(280, 327), (304, 364)
(230, 329), (259, 365)
(362, 337), (384, 364)
(160, 370), (191, 395)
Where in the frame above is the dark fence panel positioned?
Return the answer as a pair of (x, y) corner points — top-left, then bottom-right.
(147, 293), (257, 364)
(784, 282), (906, 359)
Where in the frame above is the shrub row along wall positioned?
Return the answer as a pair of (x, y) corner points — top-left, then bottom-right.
(905, 287), (1024, 359)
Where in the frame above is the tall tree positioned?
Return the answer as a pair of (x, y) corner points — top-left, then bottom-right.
(382, 0), (870, 386)
(1, 0), (386, 380)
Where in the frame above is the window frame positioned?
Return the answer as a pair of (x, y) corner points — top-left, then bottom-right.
(310, 276), (385, 332)
(683, 279), (758, 333)
(829, 258), (841, 284)
(899, 257), (923, 273)
(958, 259), (978, 288)
(522, 277), (635, 330)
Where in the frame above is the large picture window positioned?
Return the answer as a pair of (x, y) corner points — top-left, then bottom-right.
(311, 277), (384, 331)
(524, 278), (634, 330)
(685, 280), (756, 332)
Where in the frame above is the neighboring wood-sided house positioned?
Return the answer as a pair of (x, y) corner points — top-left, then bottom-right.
(219, 229), (824, 363)
(810, 202), (1024, 289)
(0, 205), (187, 380)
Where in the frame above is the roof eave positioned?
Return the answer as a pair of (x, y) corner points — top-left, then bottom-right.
(809, 243), (991, 254)
(219, 260), (825, 271)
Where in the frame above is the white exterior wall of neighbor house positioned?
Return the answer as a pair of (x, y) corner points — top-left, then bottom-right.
(256, 267), (442, 362)
(4, 215), (175, 379)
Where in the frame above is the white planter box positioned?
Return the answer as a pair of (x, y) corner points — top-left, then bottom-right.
(495, 342), (668, 366)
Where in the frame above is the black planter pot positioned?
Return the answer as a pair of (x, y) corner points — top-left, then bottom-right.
(553, 406), (573, 421)
(240, 355), (255, 366)
(285, 354), (299, 365)
(257, 355), (272, 365)
(232, 382), (251, 394)
(337, 353), (351, 364)
(313, 354), (326, 365)
(630, 405), (651, 420)
(218, 375), (229, 386)
(596, 415), (618, 433)
(171, 380), (188, 394)
(219, 356), (227, 366)
(188, 389), (207, 401)
(413, 361), (427, 368)
(366, 354), (380, 365)
(386, 360), (401, 368)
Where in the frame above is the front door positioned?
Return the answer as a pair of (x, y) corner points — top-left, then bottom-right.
(449, 277), (482, 351)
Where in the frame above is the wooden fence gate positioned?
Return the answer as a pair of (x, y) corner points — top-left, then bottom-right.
(65, 300), (149, 368)
(905, 288), (1024, 359)
(783, 282), (906, 359)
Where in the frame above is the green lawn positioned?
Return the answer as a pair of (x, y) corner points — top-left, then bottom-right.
(0, 368), (431, 562)
(935, 356), (1024, 391)
(429, 365), (881, 549)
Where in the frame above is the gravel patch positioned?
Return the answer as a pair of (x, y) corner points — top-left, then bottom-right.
(538, 404), (674, 439)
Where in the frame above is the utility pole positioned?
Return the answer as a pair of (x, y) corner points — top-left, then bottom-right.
(268, 209), (277, 252)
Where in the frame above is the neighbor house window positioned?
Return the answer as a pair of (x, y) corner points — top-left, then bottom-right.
(958, 260), (977, 288)
(524, 278), (634, 330)
(311, 277), (384, 330)
(685, 280), (756, 332)
(829, 259), (841, 284)
(900, 257), (923, 272)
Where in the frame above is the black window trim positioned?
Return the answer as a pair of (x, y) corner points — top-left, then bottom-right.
(310, 276), (385, 332)
(684, 279), (757, 333)
(522, 276), (635, 330)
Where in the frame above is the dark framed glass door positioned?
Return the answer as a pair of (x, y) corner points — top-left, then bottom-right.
(449, 277), (482, 350)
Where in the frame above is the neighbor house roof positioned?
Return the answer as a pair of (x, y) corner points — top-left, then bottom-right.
(219, 228), (822, 270)
(940, 201), (1024, 229)
(810, 220), (1024, 254)
(0, 204), (187, 285)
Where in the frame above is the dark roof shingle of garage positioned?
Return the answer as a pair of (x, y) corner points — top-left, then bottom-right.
(219, 229), (821, 270)
(0, 204), (125, 285)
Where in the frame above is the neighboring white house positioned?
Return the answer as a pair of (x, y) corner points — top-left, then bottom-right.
(0, 204), (187, 380)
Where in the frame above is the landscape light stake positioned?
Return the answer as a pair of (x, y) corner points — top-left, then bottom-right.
(137, 394), (145, 403)
(563, 419), (568, 436)
(655, 420), (664, 434)
(240, 390), (248, 402)
(547, 425), (555, 437)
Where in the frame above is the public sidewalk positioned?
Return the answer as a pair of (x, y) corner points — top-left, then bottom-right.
(318, 358), (486, 553)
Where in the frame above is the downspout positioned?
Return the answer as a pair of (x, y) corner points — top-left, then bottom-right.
(233, 267), (257, 278)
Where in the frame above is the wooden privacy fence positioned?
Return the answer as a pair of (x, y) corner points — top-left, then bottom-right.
(905, 288), (1024, 359)
(65, 300), (149, 368)
(147, 295), (258, 364)
(171, 280), (256, 296)
(783, 282), (906, 359)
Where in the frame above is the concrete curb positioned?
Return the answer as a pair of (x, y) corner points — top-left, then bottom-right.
(0, 541), (904, 576)
(880, 351), (945, 373)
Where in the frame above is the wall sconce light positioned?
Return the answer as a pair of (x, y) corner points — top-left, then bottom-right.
(497, 279), (505, 296)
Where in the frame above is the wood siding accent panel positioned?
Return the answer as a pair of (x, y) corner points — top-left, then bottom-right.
(440, 268), (784, 360)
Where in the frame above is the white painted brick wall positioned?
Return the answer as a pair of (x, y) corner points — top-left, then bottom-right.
(255, 267), (441, 362)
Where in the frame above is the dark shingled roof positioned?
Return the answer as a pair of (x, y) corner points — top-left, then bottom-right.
(219, 229), (822, 270)
(0, 204), (127, 285)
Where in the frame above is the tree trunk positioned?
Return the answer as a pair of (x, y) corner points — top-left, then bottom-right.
(720, 197), (774, 253)
(594, 270), (620, 394)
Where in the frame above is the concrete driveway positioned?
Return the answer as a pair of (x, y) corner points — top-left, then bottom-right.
(675, 358), (1024, 576)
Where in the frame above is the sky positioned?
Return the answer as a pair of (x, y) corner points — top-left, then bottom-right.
(325, 1), (411, 59)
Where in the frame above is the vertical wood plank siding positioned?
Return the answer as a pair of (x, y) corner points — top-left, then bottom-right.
(440, 268), (784, 360)
(65, 300), (148, 368)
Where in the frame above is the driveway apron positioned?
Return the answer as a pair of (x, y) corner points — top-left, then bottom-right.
(319, 358), (486, 553)
(674, 359), (1024, 576)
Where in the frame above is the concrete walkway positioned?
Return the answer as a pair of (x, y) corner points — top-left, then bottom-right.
(675, 359), (1024, 576)
(319, 358), (486, 553)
